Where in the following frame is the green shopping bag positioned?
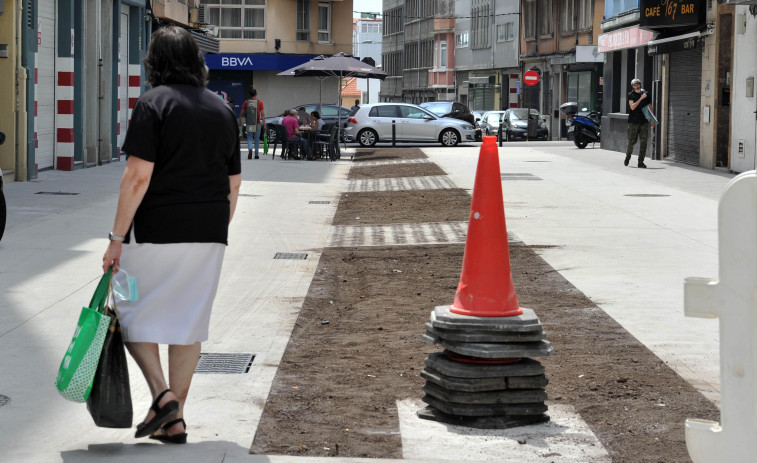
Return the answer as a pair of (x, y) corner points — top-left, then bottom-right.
(55, 268), (114, 403)
(263, 132), (269, 154)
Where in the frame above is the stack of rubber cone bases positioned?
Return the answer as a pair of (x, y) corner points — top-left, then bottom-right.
(418, 136), (554, 429)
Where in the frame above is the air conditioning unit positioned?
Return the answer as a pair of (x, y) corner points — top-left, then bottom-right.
(197, 4), (211, 24)
(203, 25), (219, 37)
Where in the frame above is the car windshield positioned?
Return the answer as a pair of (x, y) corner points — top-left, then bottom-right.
(509, 109), (530, 121)
(420, 102), (452, 115)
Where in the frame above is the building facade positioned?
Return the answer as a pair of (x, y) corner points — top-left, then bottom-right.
(200, 0), (354, 119)
(730, 6), (757, 173)
(520, 0), (604, 139)
(353, 15), (383, 104)
(454, 0), (520, 112)
(0, 1), (214, 181)
(379, 0), (455, 103)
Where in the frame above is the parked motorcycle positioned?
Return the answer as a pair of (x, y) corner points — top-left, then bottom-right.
(560, 102), (600, 149)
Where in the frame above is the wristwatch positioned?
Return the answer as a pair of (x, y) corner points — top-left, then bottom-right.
(109, 232), (125, 242)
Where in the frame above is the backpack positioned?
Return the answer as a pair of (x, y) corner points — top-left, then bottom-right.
(246, 99), (259, 132)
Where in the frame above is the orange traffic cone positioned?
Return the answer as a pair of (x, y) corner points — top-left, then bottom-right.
(450, 136), (523, 317)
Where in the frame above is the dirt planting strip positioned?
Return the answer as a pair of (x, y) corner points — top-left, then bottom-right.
(251, 148), (720, 461)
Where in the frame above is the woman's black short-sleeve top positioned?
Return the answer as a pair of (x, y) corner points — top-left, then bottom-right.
(121, 84), (241, 245)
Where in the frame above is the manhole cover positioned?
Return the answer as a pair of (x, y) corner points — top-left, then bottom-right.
(309, 200), (331, 204)
(501, 173), (542, 181)
(195, 353), (254, 374)
(274, 252), (308, 260)
(624, 194), (670, 197)
(35, 191), (79, 195)
(0, 395), (10, 408)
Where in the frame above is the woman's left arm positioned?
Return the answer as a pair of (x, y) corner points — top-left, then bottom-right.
(102, 156), (154, 272)
(228, 174), (242, 224)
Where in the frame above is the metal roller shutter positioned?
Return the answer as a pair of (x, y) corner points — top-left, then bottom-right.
(667, 50), (702, 165)
(37, 0), (56, 170)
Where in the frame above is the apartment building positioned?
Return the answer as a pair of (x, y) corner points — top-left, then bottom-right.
(520, 0), (604, 138)
(353, 15), (383, 104)
(454, 0), (520, 112)
(380, 0), (455, 103)
(199, 0), (354, 118)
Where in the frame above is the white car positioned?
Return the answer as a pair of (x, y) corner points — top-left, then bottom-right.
(343, 103), (477, 147)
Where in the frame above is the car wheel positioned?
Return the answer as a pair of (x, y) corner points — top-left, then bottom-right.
(440, 129), (460, 147)
(267, 126), (277, 145)
(0, 190), (5, 242)
(358, 128), (378, 147)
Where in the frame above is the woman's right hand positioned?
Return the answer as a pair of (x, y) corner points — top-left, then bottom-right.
(102, 241), (123, 273)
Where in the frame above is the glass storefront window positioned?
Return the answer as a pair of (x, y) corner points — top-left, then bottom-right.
(567, 71), (593, 111)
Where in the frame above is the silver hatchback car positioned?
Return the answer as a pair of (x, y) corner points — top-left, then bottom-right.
(343, 103), (476, 147)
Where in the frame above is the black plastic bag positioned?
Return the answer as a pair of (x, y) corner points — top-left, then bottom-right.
(86, 307), (133, 428)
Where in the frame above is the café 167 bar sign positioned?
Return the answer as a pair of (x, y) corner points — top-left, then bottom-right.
(639, 0), (705, 29)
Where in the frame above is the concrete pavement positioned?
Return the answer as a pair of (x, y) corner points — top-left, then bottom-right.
(0, 142), (731, 462)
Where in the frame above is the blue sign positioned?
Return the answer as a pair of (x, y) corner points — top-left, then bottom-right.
(204, 53), (320, 71)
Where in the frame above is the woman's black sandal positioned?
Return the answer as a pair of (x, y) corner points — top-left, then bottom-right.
(134, 389), (179, 438)
(149, 418), (188, 444)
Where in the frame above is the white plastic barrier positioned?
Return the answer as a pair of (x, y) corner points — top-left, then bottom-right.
(684, 170), (757, 463)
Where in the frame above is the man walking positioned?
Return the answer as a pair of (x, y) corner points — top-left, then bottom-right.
(625, 78), (654, 168)
(239, 89), (266, 159)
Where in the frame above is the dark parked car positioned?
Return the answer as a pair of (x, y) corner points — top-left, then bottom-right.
(420, 101), (482, 141)
(499, 108), (549, 141)
(259, 103), (352, 144)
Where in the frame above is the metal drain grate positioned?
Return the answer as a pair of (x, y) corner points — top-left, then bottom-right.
(624, 194), (670, 197)
(501, 173), (542, 181)
(274, 252), (308, 260)
(239, 194), (261, 197)
(195, 353), (254, 374)
(0, 394), (10, 408)
(35, 191), (79, 195)
(309, 200), (331, 204)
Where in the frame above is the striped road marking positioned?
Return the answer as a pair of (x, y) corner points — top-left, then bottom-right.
(327, 221), (468, 247)
(347, 175), (457, 193)
(352, 159), (432, 167)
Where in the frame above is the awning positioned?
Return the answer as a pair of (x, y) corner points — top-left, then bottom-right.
(647, 30), (709, 55)
(190, 30), (220, 55)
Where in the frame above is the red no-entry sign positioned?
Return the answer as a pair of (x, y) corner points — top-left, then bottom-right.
(524, 70), (540, 87)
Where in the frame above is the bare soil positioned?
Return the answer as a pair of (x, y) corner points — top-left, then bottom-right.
(250, 148), (720, 461)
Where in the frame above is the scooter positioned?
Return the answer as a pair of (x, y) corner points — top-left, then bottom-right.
(560, 102), (600, 149)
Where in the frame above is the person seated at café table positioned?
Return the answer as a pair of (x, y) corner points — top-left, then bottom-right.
(282, 109), (312, 159)
(297, 107), (313, 127)
(310, 111), (325, 131)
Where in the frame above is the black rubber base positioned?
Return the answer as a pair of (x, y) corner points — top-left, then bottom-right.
(417, 405), (550, 430)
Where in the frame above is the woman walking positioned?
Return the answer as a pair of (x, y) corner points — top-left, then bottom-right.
(102, 26), (241, 444)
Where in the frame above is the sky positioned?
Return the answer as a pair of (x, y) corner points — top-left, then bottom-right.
(353, 0), (382, 17)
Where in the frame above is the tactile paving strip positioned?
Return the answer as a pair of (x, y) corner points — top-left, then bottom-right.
(347, 175), (456, 193)
(327, 221), (468, 247)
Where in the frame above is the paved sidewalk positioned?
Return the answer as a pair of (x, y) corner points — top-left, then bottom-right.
(0, 142), (733, 462)
(426, 141), (731, 405)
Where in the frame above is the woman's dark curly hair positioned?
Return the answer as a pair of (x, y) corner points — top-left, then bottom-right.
(144, 26), (207, 87)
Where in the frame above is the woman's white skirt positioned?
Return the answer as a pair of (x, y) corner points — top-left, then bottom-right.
(116, 241), (226, 345)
